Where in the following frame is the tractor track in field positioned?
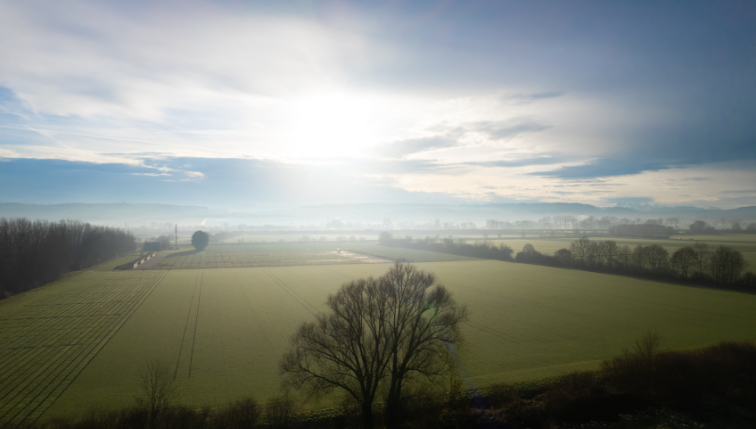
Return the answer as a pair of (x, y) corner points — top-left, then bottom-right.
(188, 274), (203, 379)
(0, 271), (167, 426)
(172, 273), (203, 380)
(174, 273), (200, 380)
(261, 268), (320, 317)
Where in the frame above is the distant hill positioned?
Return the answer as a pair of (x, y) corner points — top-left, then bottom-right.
(1, 202), (754, 226)
(0, 203), (215, 224)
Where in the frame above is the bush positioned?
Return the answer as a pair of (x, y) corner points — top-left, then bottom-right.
(208, 397), (260, 429)
(191, 231), (210, 251)
(602, 338), (756, 420)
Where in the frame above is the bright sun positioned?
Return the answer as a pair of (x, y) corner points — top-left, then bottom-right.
(284, 93), (377, 158)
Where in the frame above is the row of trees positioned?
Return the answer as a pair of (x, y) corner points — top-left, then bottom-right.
(516, 237), (752, 287)
(379, 233), (752, 288)
(379, 232), (514, 261)
(0, 218), (136, 298)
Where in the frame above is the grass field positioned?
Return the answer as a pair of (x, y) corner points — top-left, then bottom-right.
(0, 270), (167, 425)
(3, 236), (755, 424)
(32, 259), (756, 420)
(153, 242), (390, 269)
(151, 242), (470, 270)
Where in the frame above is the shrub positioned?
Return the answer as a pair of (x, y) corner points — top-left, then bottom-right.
(191, 231), (210, 251)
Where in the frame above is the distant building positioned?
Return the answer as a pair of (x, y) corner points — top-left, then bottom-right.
(143, 241), (161, 252)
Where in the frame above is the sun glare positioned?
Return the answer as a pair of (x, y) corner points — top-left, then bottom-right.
(283, 93), (377, 158)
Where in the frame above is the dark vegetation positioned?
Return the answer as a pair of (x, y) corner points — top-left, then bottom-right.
(5, 338), (754, 429)
(378, 232), (514, 261)
(380, 231), (755, 290)
(191, 230), (210, 251)
(608, 224), (675, 238)
(0, 218), (135, 299)
(514, 237), (754, 290)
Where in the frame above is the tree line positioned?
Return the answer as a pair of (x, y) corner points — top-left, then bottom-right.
(379, 232), (515, 261)
(519, 237), (753, 288)
(379, 233), (754, 290)
(0, 218), (136, 299)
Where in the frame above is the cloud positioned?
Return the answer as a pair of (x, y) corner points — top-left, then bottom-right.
(376, 136), (460, 158)
(509, 91), (565, 102)
(722, 190), (756, 195)
(605, 197), (655, 208)
(532, 158), (670, 179)
(374, 117), (551, 159)
(1, 1), (755, 209)
(0, 1), (367, 120)
(470, 119), (550, 140)
(464, 156), (567, 168)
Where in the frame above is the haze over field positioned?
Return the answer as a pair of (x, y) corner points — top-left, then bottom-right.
(1, 1), (755, 211)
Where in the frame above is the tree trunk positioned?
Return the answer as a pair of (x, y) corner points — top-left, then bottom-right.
(385, 381), (403, 429)
(361, 403), (374, 429)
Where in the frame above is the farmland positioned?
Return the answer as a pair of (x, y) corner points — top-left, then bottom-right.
(152, 241), (470, 270)
(29, 255), (756, 420)
(0, 270), (166, 425)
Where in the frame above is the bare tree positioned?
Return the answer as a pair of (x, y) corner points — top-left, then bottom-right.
(602, 240), (619, 267)
(709, 246), (748, 284)
(280, 264), (468, 429)
(554, 248), (573, 265)
(616, 245), (632, 269)
(631, 245), (648, 272)
(646, 244), (669, 274)
(570, 237), (591, 266)
(692, 242), (710, 276)
(632, 332), (663, 359)
(136, 359), (177, 425)
(380, 264), (468, 428)
(280, 277), (388, 429)
(265, 395), (299, 429)
(670, 247), (697, 278)
(586, 242), (600, 267)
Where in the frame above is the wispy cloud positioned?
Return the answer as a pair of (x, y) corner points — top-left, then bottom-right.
(376, 136), (460, 158)
(509, 91), (565, 102)
(532, 158), (670, 179)
(470, 119), (550, 140)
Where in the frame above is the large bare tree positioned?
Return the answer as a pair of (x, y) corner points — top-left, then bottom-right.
(280, 263), (468, 429)
(709, 245), (748, 284)
(670, 246), (697, 278)
(380, 264), (468, 428)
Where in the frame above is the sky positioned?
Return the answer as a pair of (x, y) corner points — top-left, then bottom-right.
(1, 0), (755, 210)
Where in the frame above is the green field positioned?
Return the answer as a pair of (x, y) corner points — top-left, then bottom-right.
(3, 239), (756, 424)
(153, 242), (387, 269)
(347, 242), (475, 263)
(153, 242), (470, 270)
(0, 270), (167, 424)
(27, 260), (756, 420)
